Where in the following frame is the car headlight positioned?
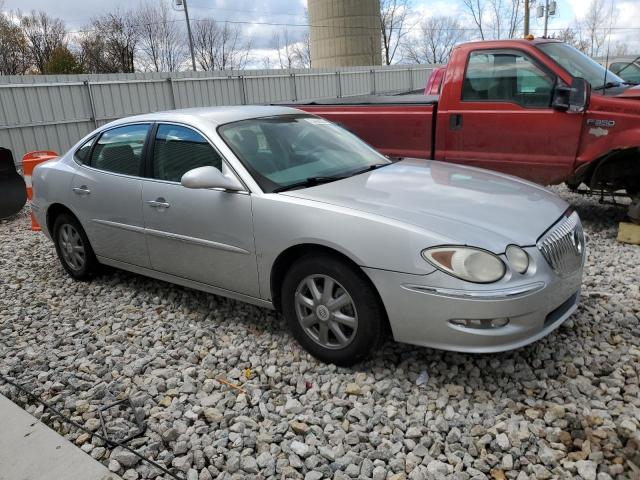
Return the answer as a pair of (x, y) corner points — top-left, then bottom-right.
(505, 244), (529, 274)
(422, 246), (506, 283)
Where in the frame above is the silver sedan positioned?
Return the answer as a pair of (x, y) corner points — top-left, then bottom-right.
(32, 106), (585, 365)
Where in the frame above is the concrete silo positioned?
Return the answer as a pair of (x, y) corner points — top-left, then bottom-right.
(307, 0), (382, 67)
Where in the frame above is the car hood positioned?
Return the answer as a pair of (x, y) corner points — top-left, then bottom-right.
(616, 84), (640, 99)
(281, 159), (568, 252)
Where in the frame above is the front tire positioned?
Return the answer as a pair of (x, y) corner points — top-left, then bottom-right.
(281, 254), (385, 366)
(53, 213), (99, 280)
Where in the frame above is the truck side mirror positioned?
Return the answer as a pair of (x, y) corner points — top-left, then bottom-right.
(553, 77), (590, 113)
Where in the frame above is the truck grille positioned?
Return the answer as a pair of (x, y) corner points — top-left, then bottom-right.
(537, 211), (585, 277)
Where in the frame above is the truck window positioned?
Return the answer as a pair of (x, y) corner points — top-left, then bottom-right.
(462, 50), (554, 108)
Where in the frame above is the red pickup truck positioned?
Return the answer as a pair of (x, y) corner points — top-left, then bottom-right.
(294, 38), (640, 221)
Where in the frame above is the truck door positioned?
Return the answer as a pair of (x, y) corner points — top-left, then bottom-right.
(441, 49), (583, 185)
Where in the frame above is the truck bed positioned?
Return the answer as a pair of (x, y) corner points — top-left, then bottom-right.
(286, 95), (437, 160)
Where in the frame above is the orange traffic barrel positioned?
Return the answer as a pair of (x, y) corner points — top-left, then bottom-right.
(22, 150), (58, 231)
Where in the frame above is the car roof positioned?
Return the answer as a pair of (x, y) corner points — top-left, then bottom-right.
(105, 105), (303, 129)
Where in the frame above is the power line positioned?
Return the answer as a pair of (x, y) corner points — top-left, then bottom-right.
(6, 12), (640, 39)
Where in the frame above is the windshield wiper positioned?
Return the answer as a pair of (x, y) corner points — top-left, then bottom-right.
(272, 163), (392, 193)
(272, 176), (345, 193)
(345, 163), (392, 176)
(592, 81), (622, 91)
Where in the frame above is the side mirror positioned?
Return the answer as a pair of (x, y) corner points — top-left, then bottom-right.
(552, 77), (590, 113)
(181, 166), (244, 191)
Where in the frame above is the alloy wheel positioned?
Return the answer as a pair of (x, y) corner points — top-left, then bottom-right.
(294, 274), (358, 350)
(58, 223), (86, 271)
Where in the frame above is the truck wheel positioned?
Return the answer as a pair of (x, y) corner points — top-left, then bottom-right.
(53, 213), (99, 280)
(281, 254), (385, 366)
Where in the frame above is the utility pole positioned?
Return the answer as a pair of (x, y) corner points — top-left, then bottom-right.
(174, 0), (197, 71)
(543, 0), (550, 37)
(524, 0), (530, 36)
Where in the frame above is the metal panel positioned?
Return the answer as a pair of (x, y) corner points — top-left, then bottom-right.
(0, 65), (437, 165)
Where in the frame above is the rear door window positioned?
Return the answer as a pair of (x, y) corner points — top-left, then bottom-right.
(90, 124), (150, 176)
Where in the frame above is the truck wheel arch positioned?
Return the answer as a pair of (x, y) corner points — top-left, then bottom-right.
(570, 147), (640, 193)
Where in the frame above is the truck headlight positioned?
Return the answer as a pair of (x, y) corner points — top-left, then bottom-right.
(505, 245), (529, 274)
(422, 246), (506, 283)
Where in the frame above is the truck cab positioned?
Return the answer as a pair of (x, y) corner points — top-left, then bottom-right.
(436, 38), (640, 191)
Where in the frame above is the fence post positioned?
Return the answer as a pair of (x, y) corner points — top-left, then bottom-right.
(84, 80), (98, 128)
(167, 77), (177, 109)
(290, 73), (298, 101)
(370, 69), (376, 95)
(408, 67), (413, 91)
(336, 71), (342, 98)
(240, 75), (247, 105)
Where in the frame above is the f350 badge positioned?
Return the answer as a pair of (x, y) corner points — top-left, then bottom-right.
(587, 119), (615, 137)
(586, 119), (615, 128)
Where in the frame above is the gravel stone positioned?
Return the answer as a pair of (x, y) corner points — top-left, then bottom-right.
(576, 460), (598, 480)
(240, 456), (259, 474)
(290, 440), (311, 458)
(110, 447), (140, 468)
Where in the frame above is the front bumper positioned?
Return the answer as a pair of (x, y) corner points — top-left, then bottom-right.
(364, 247), (583, 353)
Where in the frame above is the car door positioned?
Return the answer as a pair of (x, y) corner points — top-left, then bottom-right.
(442, 49), (583, 185)
(141, 123), (259, 297)
(70, 123), (151, 267)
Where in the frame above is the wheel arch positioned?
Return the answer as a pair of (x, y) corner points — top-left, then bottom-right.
(570, 146), (640, 191)
(270, 243), (389, 323)
(46, 203), (80, 236)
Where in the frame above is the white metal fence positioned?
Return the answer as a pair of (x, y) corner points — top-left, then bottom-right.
(0, 64), (436, 166)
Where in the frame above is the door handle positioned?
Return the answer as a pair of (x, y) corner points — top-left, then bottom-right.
(449, 113), (463, 131)
(147, 199), (170, 209)
(72, 186), (91, 195)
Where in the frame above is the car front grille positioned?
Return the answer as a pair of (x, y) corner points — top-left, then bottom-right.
(537, 211), (585, 277)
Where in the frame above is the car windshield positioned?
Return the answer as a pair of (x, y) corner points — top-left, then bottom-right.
(218, 114), (391, 193)
(537, 42), (625, 91)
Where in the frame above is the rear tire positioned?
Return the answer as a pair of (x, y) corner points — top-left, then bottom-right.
(281, 254), (385, 366)
(53, 213), (99, 280)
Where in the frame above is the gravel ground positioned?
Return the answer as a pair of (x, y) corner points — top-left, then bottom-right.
(1, 187), (639, 480)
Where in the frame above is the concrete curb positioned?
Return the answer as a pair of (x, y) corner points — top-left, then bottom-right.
(0, 394), (121, 480)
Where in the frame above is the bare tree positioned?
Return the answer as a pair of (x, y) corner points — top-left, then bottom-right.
(404, 16), (467, 64)
(488, 0), (523, 39)
(292, 31), (312, 68)
(550, 26), (589, 53)
(462, 0), (523, 40)
(462, 0), (485, 40)
(137, 1), (187, 72)
(612, 42), (629, 57)
(579, 0), (616, 58)
(193, 19), (251, 71)
(0, 6), (30, 74)
(79, 9), (138, 73)
(273, 29), (296, 69)
(380, 0), (413, 65)
(19, 10), (67, 73)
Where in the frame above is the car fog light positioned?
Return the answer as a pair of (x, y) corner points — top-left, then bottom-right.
(506, 245), (529, 274)
(449, 318), (510, 329)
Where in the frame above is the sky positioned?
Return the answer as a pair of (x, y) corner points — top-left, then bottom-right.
(3, 0), (639, 67)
